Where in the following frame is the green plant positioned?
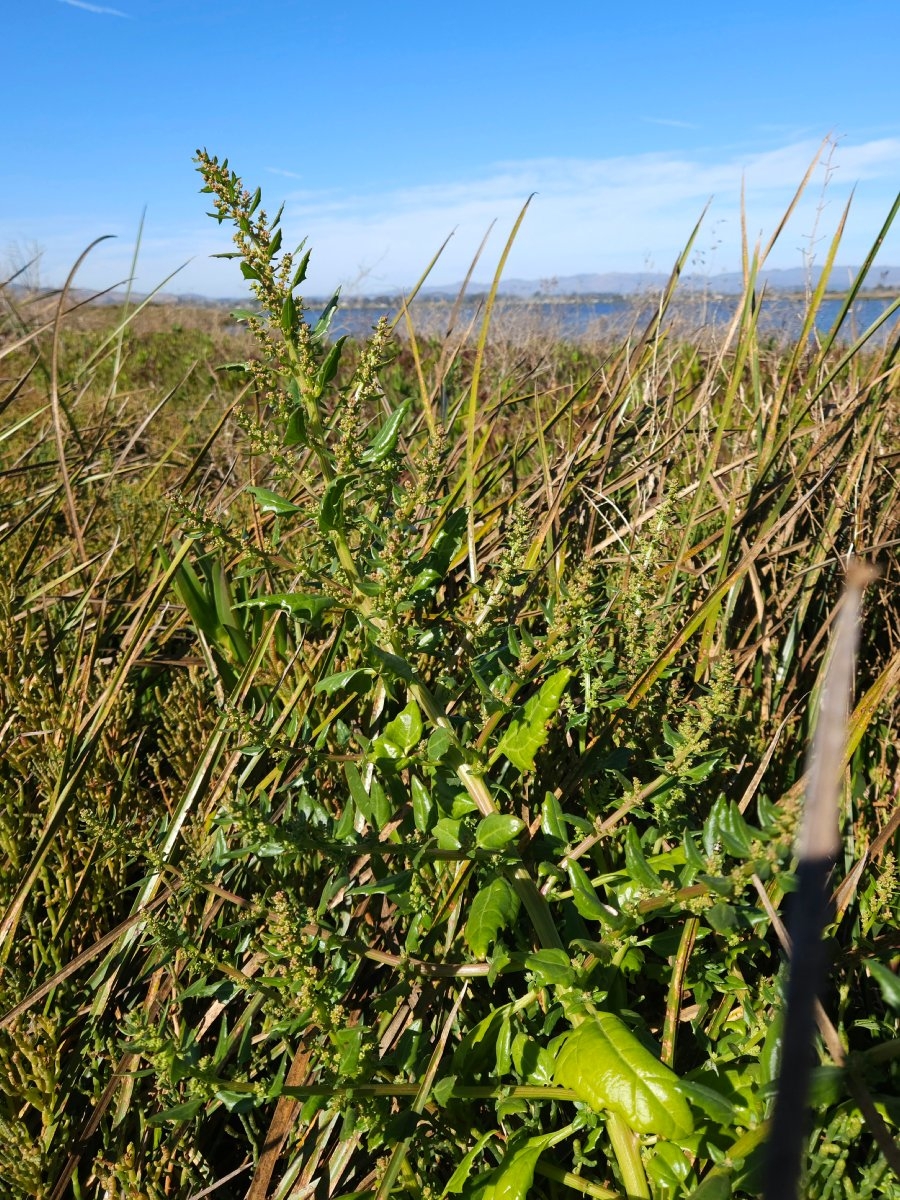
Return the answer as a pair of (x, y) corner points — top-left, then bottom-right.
(0, 151), (897, 1198)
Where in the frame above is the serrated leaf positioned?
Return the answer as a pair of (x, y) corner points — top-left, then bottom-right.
(246, 485), (303, 515)
(496, 669), (571, 773)
(442, 1134), (495, 1196)
(291, 246), (312, 289)
(239, 593), (336, 621)
(465, 877), (520, 958)
(475, 813), (525, 850)
(554, 1012), (694, 1138)
(383, 699), (423, 754)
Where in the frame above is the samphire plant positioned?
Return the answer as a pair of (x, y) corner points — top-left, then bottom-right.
(0, 147), (898, 1199)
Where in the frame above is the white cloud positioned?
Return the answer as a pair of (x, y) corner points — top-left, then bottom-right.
(8, 137), (900, 297)
(268, 137), (900, 293)
(57, 0), (130, 16)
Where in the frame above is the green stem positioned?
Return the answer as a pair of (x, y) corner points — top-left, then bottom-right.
(606, 1113), (650, 1200)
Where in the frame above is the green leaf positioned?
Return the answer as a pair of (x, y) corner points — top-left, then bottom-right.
(624, 825), (662, 889)
(291, 246), (312, 289)
(488, 1131), (560, 1200)
(524, 949), (576, 987)
(867, 959), (900, 1009)
(442, 1131), (495, 1196)
(410, 775), (433, 833)
(281, 293), (297, 335)
(361, 398), (411, 464)
(434, 817), (462, 851)
(705, 902), (738, 933)
(475, 813), (525, 850)
(383, 699), (423, 754)
(567, 861), (624, 927)
(465, 877), (520, 958)
(319, 476), (348, 533)
(246, 485), (303, 515)
(554, 1012), (694, 1138)
(239, 593), (336, 621)
(496, 669), (571, 773)
(541, 792), (567, 844)
(148, 1097), (205, 1124)
(682, 828), (707, 880)
(686, 1171), (733, 1200)
(314, 668), (374, 696)
(312, 290), (340, 341)
(284, 407), (307, 447)
(315, 334), (348, 395)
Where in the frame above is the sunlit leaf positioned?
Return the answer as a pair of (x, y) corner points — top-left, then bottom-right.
(554, 1012), (694, 1138)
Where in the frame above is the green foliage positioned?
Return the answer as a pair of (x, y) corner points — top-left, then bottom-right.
(0, 155), (898, 1198)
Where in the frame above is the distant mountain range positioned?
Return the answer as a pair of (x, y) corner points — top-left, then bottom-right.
(11, 265), (900, 308)
(419, 265), (900, 299)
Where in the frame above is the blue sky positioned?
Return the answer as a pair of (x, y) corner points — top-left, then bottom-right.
(3, 0), (900, 296)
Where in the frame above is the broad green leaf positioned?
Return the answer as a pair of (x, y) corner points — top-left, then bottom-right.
(524, 949), (575, 987)
(246, 485), (303, 515)
(705, 902), (739, 933)
(319, 476), (348, 533)
(465, 877), (520, 958)
(511, 1034), (555, 1085)
(383, 699), (423, 754)
(554, 1012), (694, 1138)
(496, 669), (571, 773)
(284, 408), (306, 447)
(487, 1131), (560, 1200)
(475, 813), (525, 850)
(434, 817), (462, 851)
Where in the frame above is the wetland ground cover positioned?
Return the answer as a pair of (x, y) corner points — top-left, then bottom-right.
(0, 154), (898, 1199)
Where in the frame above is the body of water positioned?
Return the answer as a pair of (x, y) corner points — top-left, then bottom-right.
(327, 293), (900, 346)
